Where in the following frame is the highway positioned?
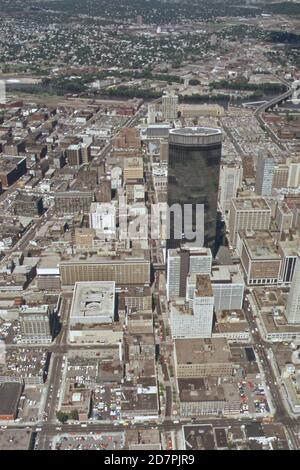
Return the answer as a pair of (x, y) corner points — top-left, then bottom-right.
(255, 89), (293, 115)
(254, 87), (293, 151)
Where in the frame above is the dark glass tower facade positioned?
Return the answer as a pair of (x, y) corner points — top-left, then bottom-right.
(167, 127), (222, 255)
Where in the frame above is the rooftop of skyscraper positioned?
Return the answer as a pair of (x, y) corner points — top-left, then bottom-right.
(243, 230), (280, 260)
(169, 126), (222, 137)
(195, 275), (213, 297)
(232, 197), (270, 211)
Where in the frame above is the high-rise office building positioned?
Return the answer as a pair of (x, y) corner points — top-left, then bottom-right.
(123, 157), (144, 182)
(186, 265), (244, 311)
(255, 157), (274, 196)
(166, 246), (212, 301)
(170, 275), (214, 338)
(287, 161), (300, 188)
(14, 192), (44, 217)
(162, 93), (178, 120)
(278, 240), (299, 285)
(81, 142), (92, 164)
(166, 248), (189, 300)
(66, 144), (82, 167)
(19, 305), (52, 344)
(229, 197), (271, 248)
(272, 163), (289, 189)
(168, 127), (222, 254)
(189, 246), (212, 275)
(147, 104), (157, 124)
(160, 140), (169, 162)
(240, 230), (281, 286)
(218, 163), (243, 214)
(275, 201), (293, 235)
(286, 251), (300, 324)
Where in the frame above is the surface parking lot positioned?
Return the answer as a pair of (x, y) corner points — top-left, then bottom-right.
(51, 432), (125, 450)
(237, 380), (270, 415)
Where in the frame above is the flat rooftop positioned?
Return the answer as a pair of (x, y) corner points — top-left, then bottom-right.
(70, 282), (115, 323)
(261, 311), (300, 334)
(60, 253), (150, 264)
(178, 377), (226, 403)
(15, 192), (42, 202)
(233, 197), (270, 211)
(37, 253), (61, 270)
(0, 429), (33, 450)
(195, 275), (213, 297)
(169, 127), (222, 137)
(89, 202), (116, 214)
(213, 309), (249, 335)
(253, 287), (288, 313)
(0, 155), (26, 171)
(278, 240), (300, 258)
(0, 382), (23, 417)
(124, 157), (143, 168)
(211, 265), (244, 284)
(175, 338), (231, 365)
(244, 231), (280, 260)
(126, 429), (161, 449)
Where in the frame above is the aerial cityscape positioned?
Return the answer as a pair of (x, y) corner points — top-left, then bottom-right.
(0, 0), (300, 455)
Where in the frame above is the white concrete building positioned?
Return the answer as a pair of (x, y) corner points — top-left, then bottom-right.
(167, 246), (212, 301)
(167, 249), (182, 300)
(187, 265), (244, 311)
(162, 92), (178, 121)
(147, 103), (157, 124)
(229, 197), (271, 247)
(19, 305), (52, 344)
(89, 202), (116, 235)
(70, 281), (115, 326)
(255, 157), (274, 197)
(286, 252), (300, 324)
(170, 275), (214, 339)
(219, 163), (243, 214)
(189, 246), (212, 275)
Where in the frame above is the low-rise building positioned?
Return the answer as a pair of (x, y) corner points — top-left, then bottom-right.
(174, 337), (233, 378)
(60, 383), (92, 421)
(70, 282), (116, 327)
(0, 382), (23, 420)
(213, 309), (250, 342)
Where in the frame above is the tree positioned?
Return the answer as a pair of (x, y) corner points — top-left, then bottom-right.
(189, 79), (200, 86)
(69, 409), (79, 421)
(56, 411), (69, 423)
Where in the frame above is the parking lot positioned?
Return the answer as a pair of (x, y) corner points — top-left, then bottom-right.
(237, 380), (270, 415)
(18, 386), (43, 422)
(91, 385), (122, 421)
(0, 319), (19, 344)
(51, 432), (125, 450)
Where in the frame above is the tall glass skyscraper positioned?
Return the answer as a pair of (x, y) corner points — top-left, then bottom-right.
(167, 127), (222, 255)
